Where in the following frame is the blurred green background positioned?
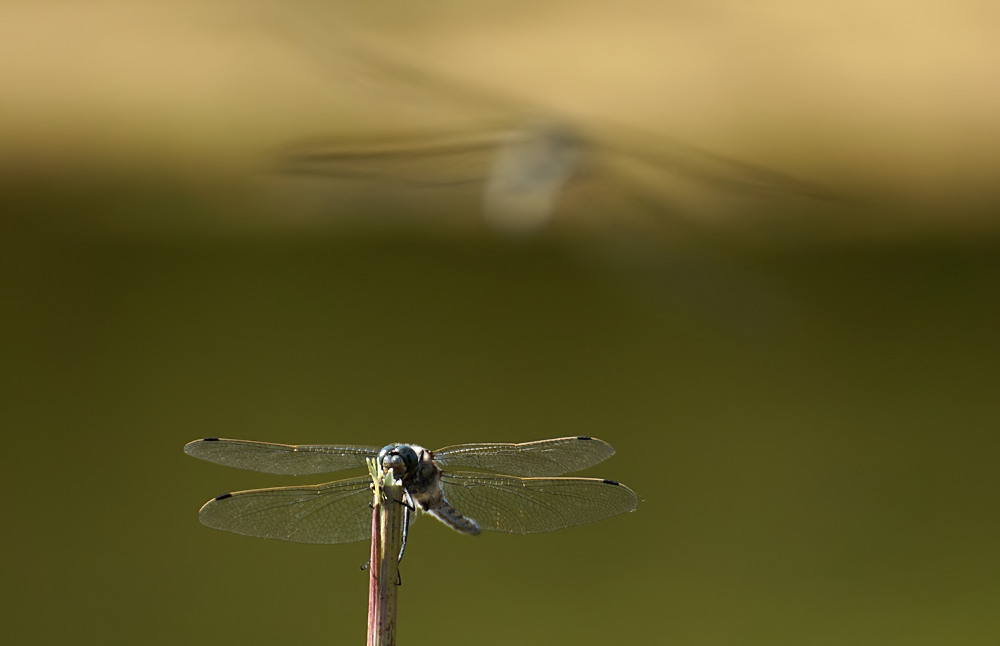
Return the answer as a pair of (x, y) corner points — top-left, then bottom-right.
(3, 2), (1000, 645)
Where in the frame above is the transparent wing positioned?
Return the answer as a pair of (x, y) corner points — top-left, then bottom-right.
(433, 436), (616, 476)
(183, 438), (379, 475)
(592, 130), (838, 202)
(196, 476), (374, 544)
(276, 126), (508, 188)
(440, 472), (638, 534)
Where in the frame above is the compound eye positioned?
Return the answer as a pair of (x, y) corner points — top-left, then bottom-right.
(377, 444), (396, 463)
(395, 445), (418, 471)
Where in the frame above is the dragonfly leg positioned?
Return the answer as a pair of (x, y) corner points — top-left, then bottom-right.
(397, 490), (414, 566)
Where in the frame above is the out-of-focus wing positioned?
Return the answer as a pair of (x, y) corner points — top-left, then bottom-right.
(434, 436), (616, 476)
(276, 127), (508, 187)
(591, 126), (838, 202)
(184, 438), (378, 475)
(196, 476), (374, 544)
(440, 473), (638, 534)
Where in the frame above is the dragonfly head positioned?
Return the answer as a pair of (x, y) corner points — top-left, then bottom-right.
(379, 444), (418, 479)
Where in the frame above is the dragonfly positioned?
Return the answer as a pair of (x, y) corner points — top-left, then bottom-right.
(184, 436), (638, 548)
(275, 28), (836, 235)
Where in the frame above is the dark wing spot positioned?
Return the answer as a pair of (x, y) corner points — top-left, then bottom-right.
(602, 479), (620, 486)
(214, 493), (233, 501)
(203, 437), (220, 442)
(577, 435), (593, 441)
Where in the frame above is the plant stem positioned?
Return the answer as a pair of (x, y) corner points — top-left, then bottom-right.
(366, 458), (404, 646)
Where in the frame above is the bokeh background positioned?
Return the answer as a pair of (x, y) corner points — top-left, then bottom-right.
(3, 2), (999, 645)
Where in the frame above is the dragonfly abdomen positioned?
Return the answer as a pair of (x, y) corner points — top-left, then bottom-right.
(426, 499), (481, 535)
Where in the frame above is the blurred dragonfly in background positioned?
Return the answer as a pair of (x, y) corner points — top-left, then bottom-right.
(265, 19), (839, 331)
(185, 436), (638, 550)
(272, 26), (836, 236)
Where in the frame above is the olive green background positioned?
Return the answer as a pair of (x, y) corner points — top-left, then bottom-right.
(3, 3), (1000, 645)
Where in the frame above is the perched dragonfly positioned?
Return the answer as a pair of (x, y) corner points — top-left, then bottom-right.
(184, 436), (638, 546)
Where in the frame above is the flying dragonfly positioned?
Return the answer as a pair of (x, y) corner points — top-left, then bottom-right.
(274, 29), (837, 235)
(184, 436), (638, 548)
